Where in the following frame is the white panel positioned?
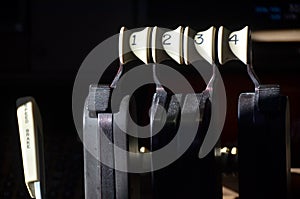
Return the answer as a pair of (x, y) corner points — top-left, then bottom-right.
(229, 26), (249, 65)
(129, 27), (152, 64)
(194, 26), (216, 65)
(162, 26), (183, 64)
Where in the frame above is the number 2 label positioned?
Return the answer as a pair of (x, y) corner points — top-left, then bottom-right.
(162, 34), (171, 45)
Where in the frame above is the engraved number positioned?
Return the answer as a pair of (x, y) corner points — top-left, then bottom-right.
(132, 35), (137, 45)
(194, 33), (204, 45)
(229, 34), (238, 45)
(162, 34), (171, 45)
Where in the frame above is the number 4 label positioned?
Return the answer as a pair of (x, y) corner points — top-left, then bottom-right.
(228, 26), (249, 64)
(229, 34), (238, 45)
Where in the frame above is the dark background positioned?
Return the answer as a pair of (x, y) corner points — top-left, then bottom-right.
(0, 0), (300, 198)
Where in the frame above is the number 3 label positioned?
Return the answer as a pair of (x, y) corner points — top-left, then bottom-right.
(194, 33), (204, 45)
(193, 26), (216, 65)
